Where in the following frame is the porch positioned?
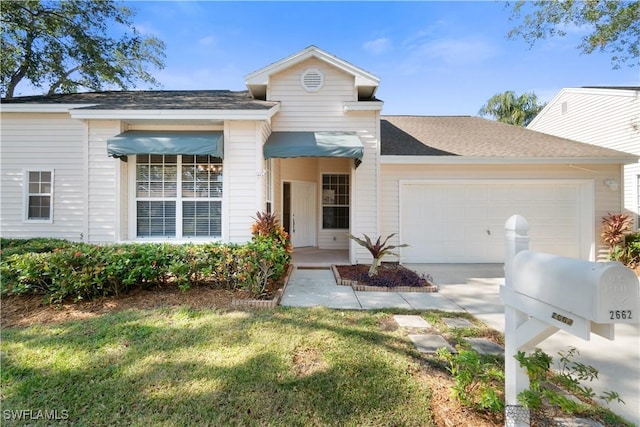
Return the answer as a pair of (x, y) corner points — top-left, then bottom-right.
(291, 247), (349, 268)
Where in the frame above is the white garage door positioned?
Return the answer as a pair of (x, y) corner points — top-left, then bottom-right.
(400, 180), (593, 263)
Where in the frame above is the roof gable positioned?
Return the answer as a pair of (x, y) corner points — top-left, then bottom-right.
(244, 45), (380, 100)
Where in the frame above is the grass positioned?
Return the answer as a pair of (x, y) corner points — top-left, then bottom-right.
(1, 307), (435, 427)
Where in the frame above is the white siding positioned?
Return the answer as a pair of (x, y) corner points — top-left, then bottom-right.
(0, 113), (86, 240)
(529, 88), (640, 227)
(380, 163), (623, 262)
(87, 121), (121, 242)
(226, 121), (262, 243)
(269, 58), (379, 261)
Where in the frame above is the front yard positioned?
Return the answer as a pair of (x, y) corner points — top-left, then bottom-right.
(1, 306), (438, 426)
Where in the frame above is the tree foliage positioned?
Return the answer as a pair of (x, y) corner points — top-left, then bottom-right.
(1, 0), (166, 98)
(507, 0), (640, 69)
(478, 90), (546, 127)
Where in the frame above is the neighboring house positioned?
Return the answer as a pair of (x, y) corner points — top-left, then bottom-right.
(1, 46), (636, 263)
(528, 86), (640, 229)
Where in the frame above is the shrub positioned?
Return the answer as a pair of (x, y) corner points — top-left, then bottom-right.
(250, 211), (293, 255)
(347, 233), (408, 276)
(601, 213), (632, 251)
(1, 237), (290, 303)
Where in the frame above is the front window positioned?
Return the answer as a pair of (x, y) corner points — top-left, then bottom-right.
(322, 173), (349, 229)
(25, 170), (53, 221)
(135, 155), (222, 238)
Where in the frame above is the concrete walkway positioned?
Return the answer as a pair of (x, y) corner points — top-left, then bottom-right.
(280, 267), (464, 311)
(280, 264), (640, 426)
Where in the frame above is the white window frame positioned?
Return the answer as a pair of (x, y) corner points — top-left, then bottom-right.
(23, 169), (54, 223)
(265, 158), (273, 213)
(636, 174), (640, 230)
(128, 155), (223, 240)
(321, 173), (350, 230)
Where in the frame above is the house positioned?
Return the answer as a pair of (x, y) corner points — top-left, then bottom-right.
(1, 46), (636, 264)
(527, 86), (640, 229)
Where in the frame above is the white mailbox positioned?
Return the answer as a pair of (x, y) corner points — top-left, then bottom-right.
(502, 215), (640, 427)
(512, 250), (639, 325)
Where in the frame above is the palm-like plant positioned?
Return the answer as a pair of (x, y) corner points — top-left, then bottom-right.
(478, 91), (546, 127)
(601, 212), (632, 251)
(347, 233), (408, 276)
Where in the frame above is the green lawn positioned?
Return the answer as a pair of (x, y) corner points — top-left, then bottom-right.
(1, 307), (435, 426)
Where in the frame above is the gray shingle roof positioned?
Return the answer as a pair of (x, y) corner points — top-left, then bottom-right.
(381, 115), (635, 159)
(1, 90), (277, 110)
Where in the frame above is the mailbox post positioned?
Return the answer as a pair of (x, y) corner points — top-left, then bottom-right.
(501, 215), (640, 427)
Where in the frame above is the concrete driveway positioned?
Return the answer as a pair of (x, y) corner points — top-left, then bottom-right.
(281, 263), (639, 425)
(409, 263), (639, 427)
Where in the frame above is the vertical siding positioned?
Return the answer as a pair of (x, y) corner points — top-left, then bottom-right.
(380, 163), (622, 262)
(87, 121), (121, 242)
(0, 113), (86, 240)
(529, 89), (640, 226)
(268, 58), (379, 260)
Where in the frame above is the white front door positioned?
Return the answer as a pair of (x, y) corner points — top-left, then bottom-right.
(290, 181), (316, 248)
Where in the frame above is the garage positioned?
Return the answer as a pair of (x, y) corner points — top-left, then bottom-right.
(399, 180), (594, 263)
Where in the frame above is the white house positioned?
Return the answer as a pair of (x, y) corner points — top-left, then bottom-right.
(528, 86), (640, 229)
(1, 46), (636, 263)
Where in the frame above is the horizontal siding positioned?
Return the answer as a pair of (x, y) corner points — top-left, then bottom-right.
(226, 121), (260, 243)
(87, 121), (121, 242)
(270, 58), (357, 131)
(267, 59), (379, 261)
(381, 163), (622, 262)
(531, 91), (639, 154)
(0, 113), (85, 240)
(529, 89), (640, 227)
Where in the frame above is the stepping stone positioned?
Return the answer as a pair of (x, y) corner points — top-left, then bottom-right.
(442, 317), (474, 329)
(393, 315), (432, 329)
(553, 418), (604, 427)
(466, 338), (503, 355)
(409, 334), (455, 354)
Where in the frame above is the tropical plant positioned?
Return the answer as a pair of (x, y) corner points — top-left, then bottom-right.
(437, 348), (505, 414)
(478, 90), (546, 127)
(347, 233), (408, 276)
(1, 0), (165, 98)
(516, 347), (624, 418)
(507, 1), (640, 69)
(251, 211), (292, 254)
(601, 212), (632, 251)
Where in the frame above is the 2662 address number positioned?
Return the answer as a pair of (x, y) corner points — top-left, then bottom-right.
(609, 310), (632, 320)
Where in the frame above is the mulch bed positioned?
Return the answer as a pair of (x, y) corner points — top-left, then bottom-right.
(333, 264), (438, 292)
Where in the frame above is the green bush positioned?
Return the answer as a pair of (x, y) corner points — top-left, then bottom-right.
(609, 232), (640, 268)
(436, 348), (505, 414)
(1, 237), (290, 304)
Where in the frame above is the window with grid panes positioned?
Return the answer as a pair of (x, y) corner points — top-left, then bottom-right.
(322, 174), (349, 229)
(135, 154), (222, 238)
(26, 170), (53, 221)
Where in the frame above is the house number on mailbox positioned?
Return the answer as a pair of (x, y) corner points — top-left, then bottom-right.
(609, 310), (632, 320)
(551, 312), (574, 326)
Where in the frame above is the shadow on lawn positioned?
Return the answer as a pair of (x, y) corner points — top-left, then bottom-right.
(1, 307), (433, 426)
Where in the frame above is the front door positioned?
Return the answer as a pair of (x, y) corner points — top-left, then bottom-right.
(285, 181), (316, 248)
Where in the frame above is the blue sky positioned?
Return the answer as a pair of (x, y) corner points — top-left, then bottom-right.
(123, 1), (637, 115)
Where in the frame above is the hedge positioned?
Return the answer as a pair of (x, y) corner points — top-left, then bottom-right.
(0, 237), (290, 303)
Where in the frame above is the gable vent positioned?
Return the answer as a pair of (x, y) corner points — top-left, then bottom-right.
(301, 69), (324, 92)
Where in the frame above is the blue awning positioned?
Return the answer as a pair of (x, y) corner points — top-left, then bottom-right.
(263, 131), (364, 161)
(107, 131), (223, 158)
